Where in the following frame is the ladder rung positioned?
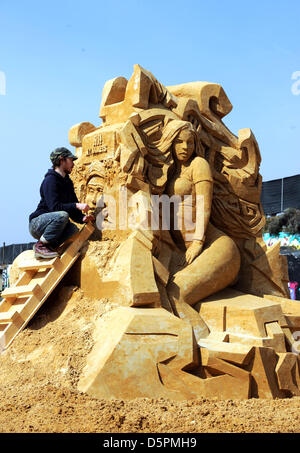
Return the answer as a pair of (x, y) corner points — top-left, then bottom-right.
(1, 284), (42, 299)
(0, 311), (23, 324)
(18, 257), (59, 271)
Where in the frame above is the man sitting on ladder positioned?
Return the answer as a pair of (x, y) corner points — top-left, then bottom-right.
(29, 147), (95, 259)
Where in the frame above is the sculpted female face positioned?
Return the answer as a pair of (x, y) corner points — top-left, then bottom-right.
(173, 129), (195, 162)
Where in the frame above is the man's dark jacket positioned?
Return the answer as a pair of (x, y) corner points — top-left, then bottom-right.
(29, 169), (84, 224)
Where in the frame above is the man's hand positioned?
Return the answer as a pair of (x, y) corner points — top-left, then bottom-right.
(83, 214), (95, 223)
(76, 203), (90, 213)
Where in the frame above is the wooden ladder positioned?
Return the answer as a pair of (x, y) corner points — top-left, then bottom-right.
(0, 223), (94, 351)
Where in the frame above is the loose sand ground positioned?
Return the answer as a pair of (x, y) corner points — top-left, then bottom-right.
(1, 277), (300, 434)
(1, 384), (300, 433)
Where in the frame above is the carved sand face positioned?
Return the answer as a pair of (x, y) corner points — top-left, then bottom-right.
(173, 129), (195, 162)
(86, 176), (104, 208)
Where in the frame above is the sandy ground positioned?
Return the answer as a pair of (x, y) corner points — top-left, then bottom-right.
(1, 254), (300, 434)
(1, 384), (300, 433)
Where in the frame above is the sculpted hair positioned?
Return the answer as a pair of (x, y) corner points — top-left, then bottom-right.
(144, 119), (204, 192)
(156, 120), (203, 157)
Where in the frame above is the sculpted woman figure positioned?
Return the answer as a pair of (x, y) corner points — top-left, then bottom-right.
(150, 120), (241, 308)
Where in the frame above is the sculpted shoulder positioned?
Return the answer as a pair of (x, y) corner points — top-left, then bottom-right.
(191, 156), (213, 184)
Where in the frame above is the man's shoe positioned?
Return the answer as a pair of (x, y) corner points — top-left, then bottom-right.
(34, 241), (59, 259)
(47, 244), (59, 252)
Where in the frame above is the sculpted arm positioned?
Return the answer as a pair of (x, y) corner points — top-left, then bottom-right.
(185, 158), (213, 264)
(194, 179), (213, 240)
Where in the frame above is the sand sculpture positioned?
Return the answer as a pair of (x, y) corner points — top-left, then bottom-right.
(9, 64), (300, 400)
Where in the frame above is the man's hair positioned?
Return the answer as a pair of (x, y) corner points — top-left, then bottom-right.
(52, 156), (65, 169)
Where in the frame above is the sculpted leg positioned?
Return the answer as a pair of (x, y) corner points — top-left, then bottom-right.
(167, 223), (241, 306)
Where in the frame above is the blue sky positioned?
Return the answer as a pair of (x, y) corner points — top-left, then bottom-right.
(0, 0), (299, 244)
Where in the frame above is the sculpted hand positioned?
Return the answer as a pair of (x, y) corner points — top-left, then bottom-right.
(76, 203), (90, 213)
(185, 240), (204, 264)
